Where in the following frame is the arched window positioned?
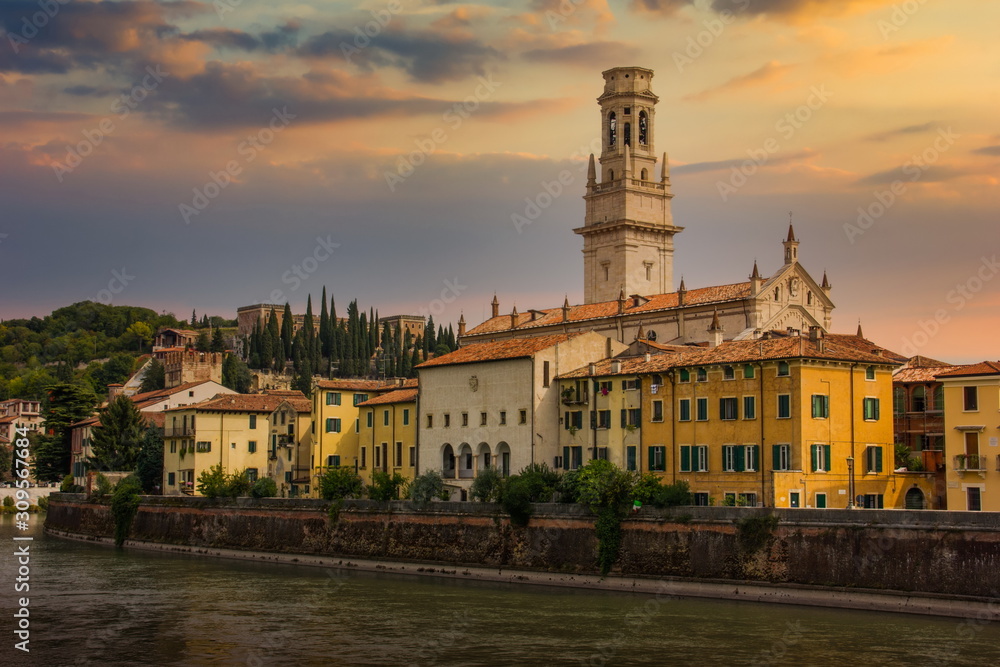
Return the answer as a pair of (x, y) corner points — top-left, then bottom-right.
(638, 110), (648, 145)
(911, 386), (926, 412)
(774, 287), (781, 300)
(624, 122), (631, 147)
(608, 112), (617, 148)
(807, 291), (813, 305)
(640, 168), (648, 180)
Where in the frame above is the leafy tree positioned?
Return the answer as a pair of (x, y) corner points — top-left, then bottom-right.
(196, 464), (228, 498)
(110, 475), (143, 547)
(88, 395), (145, 471)
(134, 427), (164, 493)
(222, 354), (252, 393)
(500, 476), (535, 527)
(408, 470), (445, 508)
(86, 353), (137, 394)
(368, 470), (408, 501)
(470, 466), (503, 502)
(139, 359), (165, 393)
(195, 330), (210, 352)
(575, 460), (637, 575)
(32, 383), (97, 481)
(251, 477), (278, 498)
(126, 321), (153, 352)
(210, 327), (225, 353)
(319, 466), (363, 501)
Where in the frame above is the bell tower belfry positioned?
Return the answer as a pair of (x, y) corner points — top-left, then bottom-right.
(575, 66), (684, 304)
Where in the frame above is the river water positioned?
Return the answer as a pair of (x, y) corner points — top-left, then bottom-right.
(3, 516), (999, 666)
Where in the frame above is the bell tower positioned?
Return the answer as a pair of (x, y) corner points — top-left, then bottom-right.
(575, 67), (683, 304)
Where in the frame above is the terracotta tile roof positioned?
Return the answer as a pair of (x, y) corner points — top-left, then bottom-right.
(937, 361), (1000, 378)
(0, 415), (18, 424)
(314, 378), (418, 391)
(417, 333), (586, 368)
(357, 388), (418, 407)
(166, 391), (310, 414)
(130, 380), (218, 404)
(557, 334), (903, 379)
(0, 435), (9, 444)
(71, 411), (168, 430)
(893, 357), (962, 383)
(463, 283), (752, 336)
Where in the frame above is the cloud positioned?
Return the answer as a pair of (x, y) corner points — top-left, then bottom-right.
(629, 0), (693, 16)
(299, 27), (502, 83)
(673, 149), (818, 174)
(522, 41), (641, 67)
(865, 122), (937, 142)
(855, 164), (970, 187)
(684, 61), (795, 102)
(630, 0), (900, 22)
(180, 24), (301, 52)
(972, 145), (1000, 156)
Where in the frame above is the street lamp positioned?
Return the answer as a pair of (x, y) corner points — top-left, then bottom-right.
(846, 456), (856, 509)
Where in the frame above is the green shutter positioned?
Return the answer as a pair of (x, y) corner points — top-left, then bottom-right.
(621, 409), (627, 428)
(823, 445), (831, 472)
(811, 445), (818, 472)
(680, 446), (690, 472)
(563, 446), (570, 468)
(874, 446), (883, 473)
(734, 445), (745, 472)
(648, 447), (656, 470)
(772, 445), (781, 470)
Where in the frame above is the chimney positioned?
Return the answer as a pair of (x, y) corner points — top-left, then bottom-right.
(510, 305), (519, 330)
(708, 309), (723, 349)
(458, 313), (466, 337)
(588, 363), (597, 376)
(644, 352), (651, 363)
(677, 277), (687, 306)
(617, 288), (627, 314)
(108, 383), (124, 403)
(491, 294), (499, 319)
(750, 260), (763, 296)
(809, 326), (822, 342)
(562, 296), (571, 322)
(611, 359), (622, 374)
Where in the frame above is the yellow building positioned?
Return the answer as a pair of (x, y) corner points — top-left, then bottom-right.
(558, 329), (936, 509)
(356, 388), (418, 487)
(940, 361), (1000, 511)
(162, 390), (312, 497)
(310, 378), (417, 493)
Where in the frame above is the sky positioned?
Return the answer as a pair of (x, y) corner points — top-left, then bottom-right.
(0, 0), (997, 363)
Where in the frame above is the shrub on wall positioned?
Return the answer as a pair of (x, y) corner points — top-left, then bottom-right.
(110, 475), (142, 547)
(250, 477), (278, 498)
(408, 470), (445, 509)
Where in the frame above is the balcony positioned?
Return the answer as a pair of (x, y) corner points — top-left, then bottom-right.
(561, 390), (589, 406)
(277, 434), (294, 447)
(165, 426), (194, 437)
(953, 454), (986, 472)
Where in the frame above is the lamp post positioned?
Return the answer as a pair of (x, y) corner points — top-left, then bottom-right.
(847, 456), (856, 508)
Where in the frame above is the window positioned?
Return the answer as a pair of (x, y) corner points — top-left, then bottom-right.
(861, 494), (884, 509)
(564, 411), (583, 430)
(772, 444), (791, 471)
(720, 397), (738, 420)
(777, 361), (790, 377)
(865, 366), (876, 380)
(696, 398), (708, 421)
(932, 385), (944, 411)
(360, 448), (367, 468)
(499, 411), (506, 425)
(810, 444), (832, 472)
(626, 446), (637, 471)
(865, 445), (883, 474)
(863, 397), (880, 421)
(738, 493), (757, 507)
(383, 410), (390, 426)
(248, 441), (256, 453)
(743, 396), (756, 420)
(723, 366), (735, 380)
(648, 445), (666, 472)
(678, 399), (691, 422)
(562, 446), (583, 470)
(352, 393), (368, 406)
(595, 380), (612, 394)
(693, 493), (709, 506)
(621, 408), (641, 428)
(354, 419), (359, 434)
(678, 369), (690, 383)
(811, 395), (829, 419)
(403, 409), (410, 426)
(723, 445), (759, 472)
(911, 387), (926, 412)
(327, 455), (341, 467)
(249, 414), (257, 429)
(168, 472), (175, 486)
(462, 413), (469, 427)
(519, 409), (527, 424)
(964, 386), (979, 411)
(543, 361), (550, 388)
(622, 378), (638, 391)
(325, 418), (342, 433)
(444, 413), (451, 427)
(743, 364), (755, 379)
(170, 441), (177, 453)
(196, 441), (211, 452)
(893, 387), (906, 416)
(395, 442), (402, 467)
(680, 445), (708, 472)
(777, 394), (791, 419)
(367, 412), (373, 428)
(480, 412), (488, 426)
(408, 447), (415, 467)
(652, 400), (664, 422)
(696, 368), (707, 382)
(596, 410), (612, 429)
(327, 392), (341, 406)
(815, 492), (827, 509)
(285, 472), (292, 484)
(375, 445), (382, 468)
(967, 487), (982, 512)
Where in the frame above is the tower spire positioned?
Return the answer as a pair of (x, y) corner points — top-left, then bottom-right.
(782, 216), (799, 265)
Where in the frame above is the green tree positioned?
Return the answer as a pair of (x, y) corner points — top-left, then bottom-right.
(470, 466), (503, 502)
(87, 353), (136, 394)
(368, 470), (407, 501)
(110, 475), (143, 547)
(0, 442), (11, 482)
(319, 466), (363, 501)
(126, 321), (153, 353)
(195, 330), (210, 352)
(251, 477), (278, 498)
(32, 383), (97, 481)
(408, 470), (445, 508)
(222, 354), (252, 393)
(281, 303), (294, 361)
(196, 464), (228, 498)
(139, 359), (165, 393)
(134, 426), (164, 493)
(210, 327), (225, 353)
(575, 460), (637, 575)
(88, 395), (145, 471)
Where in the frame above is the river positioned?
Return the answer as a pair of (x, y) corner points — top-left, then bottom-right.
(3, 516), (999, 666)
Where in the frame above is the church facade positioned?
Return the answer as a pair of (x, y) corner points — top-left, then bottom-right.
(461, 66), (834, 347)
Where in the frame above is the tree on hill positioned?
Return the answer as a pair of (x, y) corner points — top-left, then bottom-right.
(126, 321), (153, 353)
(222, 353), (252, 393)
(195, 330), (210, 352)
(210, 327), (225, 353)
(139, 359), (165, 393)
(88, 395), (145, 472)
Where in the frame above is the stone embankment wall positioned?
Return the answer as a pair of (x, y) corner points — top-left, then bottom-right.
(45, 495), (1000, 599)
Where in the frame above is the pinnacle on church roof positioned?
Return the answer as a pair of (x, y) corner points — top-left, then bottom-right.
(636, 323), (646, 340)
(786, 222), (797, 243)
(709, 308), (721, 331)
(491, 293), (499, 305)
(857, 320), (865, 339)
(751, 260), (761, 280)
(458, 313), (466, 324)
(821, 271), (831, 289)
(661, 152), (671, 184)
(678, 276), (686, 292)
(563, 295), (570, 309)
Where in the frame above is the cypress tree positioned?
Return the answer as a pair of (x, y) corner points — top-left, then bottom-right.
(267, 309), (281, 370)
(281, 303), (294, 361)
(424, 316), (435, 355)
(319, 287), (331, 359)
